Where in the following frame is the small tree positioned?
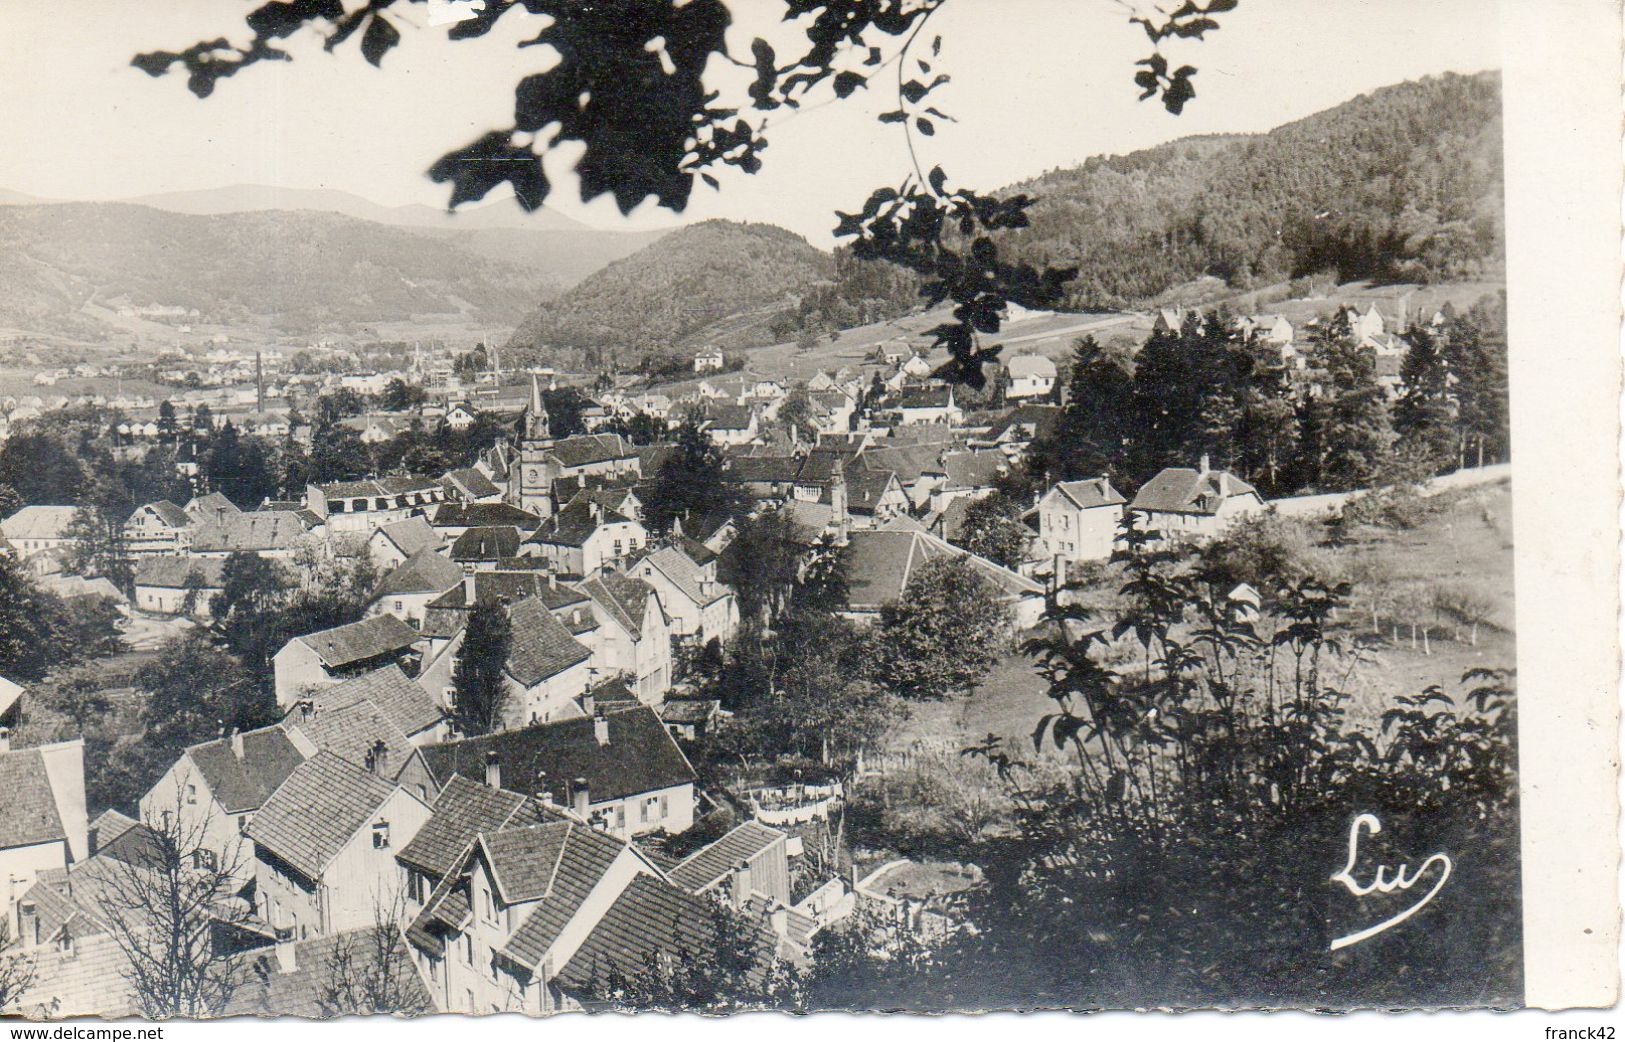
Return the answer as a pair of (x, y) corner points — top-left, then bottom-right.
(0, 921), (40, 1016)
(315, 897), (431, 1017)
(100, 787), (253, 1019)
(874, 556), (1011, 701)
(952, 494), (1032, 571)
(451, 599), (512, 737)
(642, 419), (742, 536)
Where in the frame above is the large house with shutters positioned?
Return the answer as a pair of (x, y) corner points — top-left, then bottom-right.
(1036, 477), (1128, 564)
(1128, 458), (1265, 542)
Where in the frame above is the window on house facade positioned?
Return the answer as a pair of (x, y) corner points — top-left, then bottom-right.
(372, 821), (391, 849)
(484, 885), (499, 924)
(237, 814), (249, 835)
(615, 806), (626, 831)
(489, 947), (500, 982)
(58, 928), (73, 955)
(193, 848), (218, 872)
(186, 783), (197, 805)
(463, 932), (474, 966)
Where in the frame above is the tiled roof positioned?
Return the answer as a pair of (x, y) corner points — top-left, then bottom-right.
(818, 468), (899, 514)
(293, 614), (418, 670)
(396, 776), (539, 879)
(899, 387), (953, 409)
(442, 466), (501, 500)
(450, 526), (522, 562)
(1128, 467), (1261, 517)
(420, 573), (591, 639)
(184, 492), (240, 523)
(245, 751), (399, 880)
(530, 500), (636, 549)
(700, 404), (754, 431)
(371, 547), (463, 599)
(723, 455), (800, 485)
(667, 821), (785, 893)
(191, 511), (310, 553)
(555, 873), (725, 994)
(306, 664), (443, 738)
(673, 534), (717, 567)
(373, 516), (440, 557)
(1, 505), (78, 542)
(184, 725), (307, 814)
(505, 596), (592, 687)
(495, 823), (626, 969)
(858, 444), (942, 483)
(939, 450), (1008, 490)
(288, 700), (415, 783)
(133, 556), (228, 590)
(1052, 477), (1127, 511)
(419, 706), (695, 806)
(579, 573), (657, 637)
(634, 444), (677, 475)
(430, 502), (540, 529)
(841, 528), (1042, 613)
(0, 746), (67, 849)
(546, 433), (634, 469)
(638, 546), (729, 608)
(981, 403), (1061, 443)
(140, 500), (191, 528)
(223, 926), (434, 1017)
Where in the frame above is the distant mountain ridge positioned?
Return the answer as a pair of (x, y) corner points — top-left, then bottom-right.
(505, 220), (838, 365)
(997, 71), (1504, 308)
(0, 202), (553, 337)
(117, 183), (590, 232)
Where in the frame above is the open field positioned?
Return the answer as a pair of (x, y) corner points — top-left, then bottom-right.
(894, 479), (1516, 756)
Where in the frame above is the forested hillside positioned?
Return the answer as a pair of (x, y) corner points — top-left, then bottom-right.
(506, 220), (837, 361)
(0, 203), (550, 335)
(1001, 71), (1503, 308)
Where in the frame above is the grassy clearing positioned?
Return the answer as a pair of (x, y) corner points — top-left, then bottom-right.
(893, 479), (1516, 754)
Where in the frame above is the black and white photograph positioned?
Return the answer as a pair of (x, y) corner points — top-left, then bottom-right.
(0, 0), (1614, 1023)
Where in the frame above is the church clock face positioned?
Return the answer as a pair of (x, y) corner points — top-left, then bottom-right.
(526, 466), (543, 484)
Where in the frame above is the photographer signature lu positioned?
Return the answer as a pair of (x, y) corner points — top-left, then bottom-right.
(1329, 813), (1453, 951)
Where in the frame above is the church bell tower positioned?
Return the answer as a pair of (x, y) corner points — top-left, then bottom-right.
(516, 374), (556, 518)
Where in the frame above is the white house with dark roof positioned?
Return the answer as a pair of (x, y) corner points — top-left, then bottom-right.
(367, 547), (465, 627)
(416, 706), (697, 840)
(414, 593), (596, 728)
(123, 499), (193, 556)
(303, 477), (448, 536)
(367, 515), (442, 570)
(287, 663), (449, 749)
(1128, 457), (1265, 543)
(138, 724), (306, 885)
(840, 523), (1046, 629)
(629, 544), (738, 647)
(272, 614), (423, 709)
(132, 555), (230, 618)
(1037, 477), (1128, 563)
(666, 820), (790, 910)
(579, 574), (672, 703)
(893, 385), (961, 426)
(441, 466), (504, 505)
(525, 500), (647, 578)
(247, 751), (432, 942)
(0, 740), (87, 923)
(187, 510), (315, 559)
(402, 816), (662, 1014)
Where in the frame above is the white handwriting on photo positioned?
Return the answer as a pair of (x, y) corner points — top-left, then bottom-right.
(1329, 812), (1453, 952)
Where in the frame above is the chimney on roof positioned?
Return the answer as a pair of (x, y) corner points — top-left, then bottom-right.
(365, 738), (389, 777)
(230, 729), (243, 759)
(1198, 453), (1210, 476)
(570, 777), (589, 819)
(19, 899), (38, 947)
(593, 714), (609, 746)
(275, 933), (297, 973)
(484, 750), (502, 790)
(581, 691), (595, 718)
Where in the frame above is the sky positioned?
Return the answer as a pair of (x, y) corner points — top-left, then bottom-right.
(0, 0), (1502, 245)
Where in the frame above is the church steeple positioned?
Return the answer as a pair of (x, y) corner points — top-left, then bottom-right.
(525, 373), (551, 444)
